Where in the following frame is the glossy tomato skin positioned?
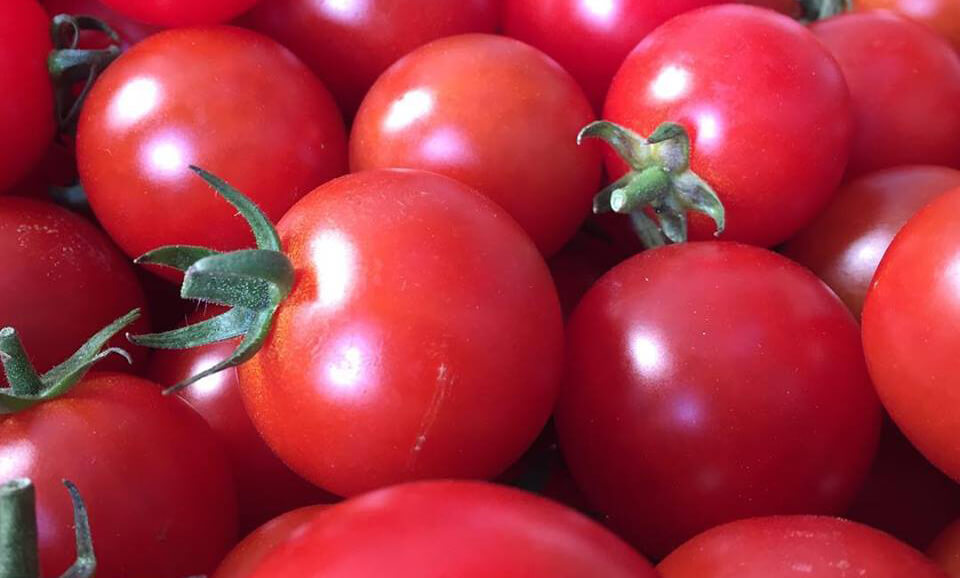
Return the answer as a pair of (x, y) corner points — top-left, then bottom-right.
(0, 197), (150, 376)
(44, 0), (160, 49)
(782, 166), (960, 318)
(350, 34), (601, 257)
(247, 481), (659, 578)
(862, 187), (960, 481)
(238, 0), (498, 118)
(100, 0), (258, 26)
(604, 5), (852, 247)
(0, 373), (239, 578)
(238, 169), (564, 497)
(557, 242), (882, 558)
(0, 0), (55, 194)
(812, 13), (960, 178)
(855, 0), (960, 51)
(214, 506), (329, 578)
(658, 516), (948, 578)
(930, 519), (960, 578)
(77, 26), (347, 265)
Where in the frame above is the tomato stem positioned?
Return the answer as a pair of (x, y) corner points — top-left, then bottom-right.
(798, 0), (852, 21)
(0, 329), (45, 397)
(0, 479), (40, 578)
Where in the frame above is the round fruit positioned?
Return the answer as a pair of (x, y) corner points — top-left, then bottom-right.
(100, 0), (259, 26)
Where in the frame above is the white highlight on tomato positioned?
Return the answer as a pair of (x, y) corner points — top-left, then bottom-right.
(383, 89), (434, 132)
(110, 77), (160, 127)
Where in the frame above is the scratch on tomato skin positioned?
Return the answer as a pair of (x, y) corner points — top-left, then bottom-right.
(405, 362), (453, 472)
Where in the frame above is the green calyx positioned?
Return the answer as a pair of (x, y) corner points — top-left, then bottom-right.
(579, 120), (725, 248)
(798, 0), (852, 21)
(129, 167), (294, 394)
(0, 309), (139, 414)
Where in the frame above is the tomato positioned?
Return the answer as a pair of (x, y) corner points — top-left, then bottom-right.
(148, 310), (337, 533)
(548, 230), (626, 318)
(235, 169), (563, 497)
(77, 26), (346, 267)
(214, 506), (329, 578)
(556, 242), (881, 558)
(601, 5), (852, 247)
(0, 0), (55, 194)
(237, 0), (498, 118)
(658, 516), (948, 578)
(855, 0), (960, 52)
(99, 0), (258, 26)
(930, 519), (960, 578)
(862, 186), (960, 481)
(246, 481), (659, 578)
(782, 166), (960, 318)
(350, 34), (601, 256)
(0, 373), (238, 578)
(43, 0), (159, 49)
(812, 13), (960, 178)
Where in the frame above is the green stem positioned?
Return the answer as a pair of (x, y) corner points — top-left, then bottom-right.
(799, 0), (852, 20)
(59, 481), (95, 578)
(0, 329), (44, 397)
(0, 479), (39, 578)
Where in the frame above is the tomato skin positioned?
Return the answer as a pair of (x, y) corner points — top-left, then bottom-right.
(0, 373), (239, 578)
(855, 0), (960, 52)
(862, 187), (960, 482)
(350, 34), (601, 257)
(247, 481), (659, 578)
(604, 5), (852, 247)
(812, 13), (960, 178)
(238, 169), (564, 497)
(930, 519), (960, 578)
(0, 0), (55, 194)
(237, 0), (498, 118)
(658, 516), (948, 578)
(214, 506), (329, 578)
(556, 242), (881, 558)
(77, 26), (347, 265)
(548, 231), (626, 318)
(43, 0), (160, 49)
(100, 0), (258, 26)
(782, 166), (960, 318)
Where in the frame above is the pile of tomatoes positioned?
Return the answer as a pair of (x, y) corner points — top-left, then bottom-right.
(2, 0), (960, 577)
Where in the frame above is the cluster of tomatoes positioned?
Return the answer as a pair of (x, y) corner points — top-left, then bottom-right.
(2, 0), (960, 577)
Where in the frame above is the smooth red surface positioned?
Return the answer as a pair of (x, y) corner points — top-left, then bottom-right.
(44, 0), (160, 49)
(604, 5), (852, 247)
(658, 516), (948, 578)
(557, 242), (881, 558)
(214, 506), (329, 578)
(247, 481), (659, 578)
(782, 166), (960, 318)
(812, 13), (960, 178)
(856, 0), (960, 51)
(0, 0), (55, 194)
(238, 0), (498, 118)
(77, 26), (347, 265)
(930, 519), (960, 578)
(0, 373), (238, 578)
(863, 187), (960, 481)
(100, 0), (258, 26)
(350, 34), (601, 256)
(0, 197), (150, 376)
(238, 170), (564, 497)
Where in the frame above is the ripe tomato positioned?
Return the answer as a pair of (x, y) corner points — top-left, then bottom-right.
(862, 186), (960, 481)
(782, 166), (960, 318)
(602, 5), (852, 247)
(238, 0), (498, 118)
(930, 519), (960, 578)
(350, 34), (601, 256)
(0, 373), (238, 578)
(855, 0), (960, 51)
(246, 481), (659, 578)
(556, 242), (881, 558)
(548, 230), (626, 318)
(99, 0), (258, 26)
(812, 13), (960, 178)
(43, 0), (159, 49)
(214, 506), (329, 578)
(236, 169), (563, 497)
(658, 516), (948, 578)
(77, 26), (346, 266)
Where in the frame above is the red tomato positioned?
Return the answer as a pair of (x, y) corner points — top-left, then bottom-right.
(782, 166), (960, 318)
(99, 0), (258, 26)
(0, 197), (150, 376)
(148, 310), (337, 533)
(77, 26), (346, 266)
(548, 230), (626, 318)
(350, 34), (601, 256)
(658, 516), (948, 578)
(43, 0), (159, 49)
(862, 187), (960, 481)
(812, 13), (960, 178)
(0, 0), (55, 194)
(556, 242), (881, 558)
(855, 0), (960, 51)
(214, 506), (329, 578)
(237, 0), (498, 118)
(0, 373), (238, 578)
(246, 481), (659, 578)
(602, 5), (852, 247)
(238, 169), (564, 497)
(930, 519), (960, 578)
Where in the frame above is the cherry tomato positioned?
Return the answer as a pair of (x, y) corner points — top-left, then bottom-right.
(862, 186), (960, 481)
(247, 481), (659, 578)
(77, 26), (347, 267)
(603, 5), (852, 247)
(658, 516), (948, 578)
(99, 0), (258, 26)
(350, 34), (601, 256)
(0, 0), (55, 194)
(214, 506), (329, 578)
(782, 166), (960, 318)
(548, 230), (626, 318)
(237, 0), (498, 118)
(238, 169), (564, 497)
(556, 242), (881, 558)
(812, 13), (960, 178)
(43, 0), (160, 49)
(855, 0), (960, 51)
(0, 373), (238, 578)
(930, 519), (960, 578)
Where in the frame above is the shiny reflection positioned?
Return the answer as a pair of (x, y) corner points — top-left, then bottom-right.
(320, 0), (367, 21)
(582, 0), (616, 20)
(901, 0), (937, 18)
(650, 65), (691, 102)
(320, 330), (379, 397)
(422, 127), (469, 164)
(696, 111), (721, 145)
(630, 331), (666, 375)
(188, 351), (229, 398)
(670, 394), (703, 430)
(842, 231), (886, 277)
(328, 345), (363, 387)
(0, 440), (35, 479)
(144, 134), (190, 178)
(946, 257), (960, 295)
(384, 89), (434, 132)
(311, 231), (356, 309)
(110, 77), (160, 127)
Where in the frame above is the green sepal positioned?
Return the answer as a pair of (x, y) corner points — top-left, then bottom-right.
(60, 481), (95, 578)
(190, 166), (282, 252)
(131, 307), (256, 350)
(799, 0), (852, 20)
(135, 245), (222, 272)
(181, 250), (294, 310)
